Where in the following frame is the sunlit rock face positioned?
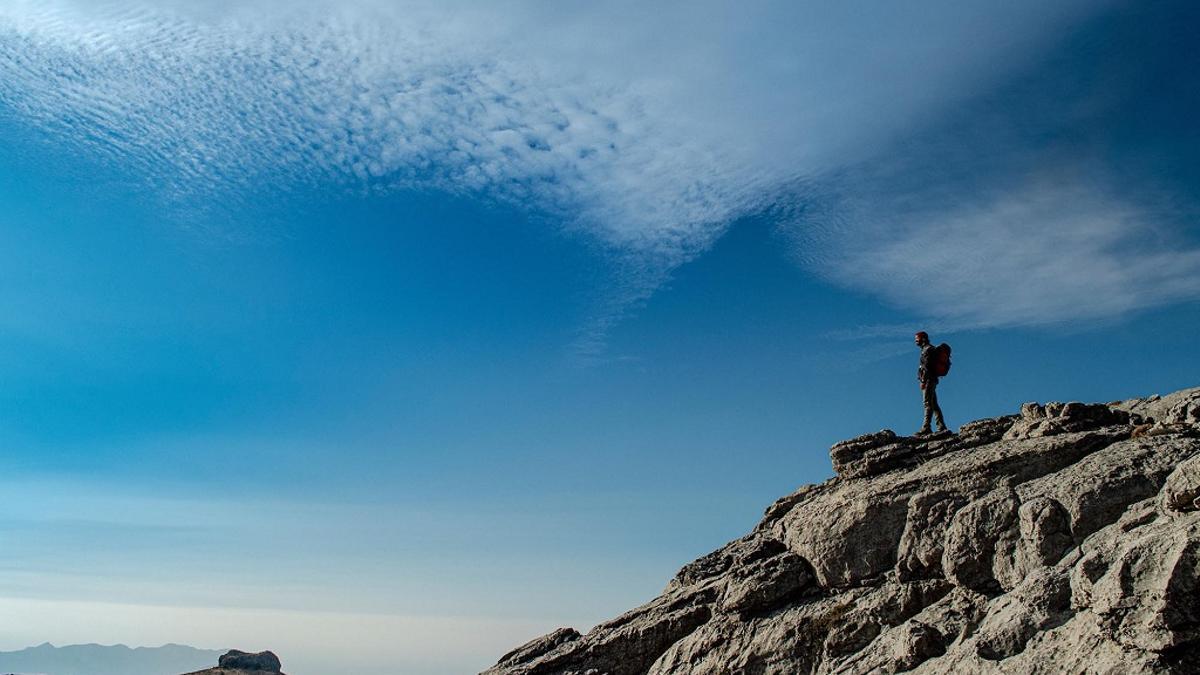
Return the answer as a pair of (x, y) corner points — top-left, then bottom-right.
(485, 387), (1200, 675)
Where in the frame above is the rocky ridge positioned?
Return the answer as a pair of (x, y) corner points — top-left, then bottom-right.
(484, 387), (1200, 674)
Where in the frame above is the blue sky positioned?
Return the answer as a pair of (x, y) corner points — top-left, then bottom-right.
(1, 1), (1199, 674)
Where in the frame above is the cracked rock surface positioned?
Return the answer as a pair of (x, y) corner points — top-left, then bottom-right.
(483, 387), (1200, 675)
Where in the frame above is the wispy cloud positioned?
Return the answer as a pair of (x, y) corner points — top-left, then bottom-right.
(0, 1), (764, 253)
(789, 1), (1200, 334)
(0, 0), (1109, 351)
(816, 179), (1200, 330)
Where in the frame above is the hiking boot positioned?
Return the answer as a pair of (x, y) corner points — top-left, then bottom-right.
(936, 424), (949, 433)
(915, 427), (932, 436)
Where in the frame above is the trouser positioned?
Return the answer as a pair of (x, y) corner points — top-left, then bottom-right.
(923, 379), (945, 430)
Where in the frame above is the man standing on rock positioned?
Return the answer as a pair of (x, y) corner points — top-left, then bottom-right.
(915, 331), (947, 435)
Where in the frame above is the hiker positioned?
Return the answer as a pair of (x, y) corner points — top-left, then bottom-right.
(915, 331), (948, 435)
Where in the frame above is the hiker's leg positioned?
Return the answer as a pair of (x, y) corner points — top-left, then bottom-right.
(931, 384), (947, 430)
(921, 384), (934, 432)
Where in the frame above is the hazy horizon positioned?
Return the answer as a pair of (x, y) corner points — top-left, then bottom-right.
(2, 1), (1199, 673)
(0, 641), (222, 675)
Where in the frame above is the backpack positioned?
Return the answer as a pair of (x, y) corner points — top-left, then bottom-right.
(932, 343), (952, 377)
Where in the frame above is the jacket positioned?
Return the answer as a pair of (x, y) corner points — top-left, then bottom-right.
(919, 344), (938, 384)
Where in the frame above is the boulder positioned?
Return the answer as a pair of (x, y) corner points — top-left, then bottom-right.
(1004, 401), (1130, 440)
(218, 651), (282, 672)
(1162, 453), (1200, 513)
(181, 649), (284, 675)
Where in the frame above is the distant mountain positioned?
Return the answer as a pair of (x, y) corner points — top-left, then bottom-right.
(0, 642), (224, 675)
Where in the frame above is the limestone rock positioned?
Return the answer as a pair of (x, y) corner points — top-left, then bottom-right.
(1003, 401), (1130, 440)
(717, 549), (815, 615)
(943, 487), (1019, 594)
(828, 429), (906, 478)
(827, 417), (1015, 480)
(896, 489), (969, 581)
(181, 650), (284, 675)
(219, 652), (281, 672)
(1162, 453), (1200, 513)
(485, 386), (1200, 675)
(491, 629), (581, 672)
(1118, 387), (1200, 439)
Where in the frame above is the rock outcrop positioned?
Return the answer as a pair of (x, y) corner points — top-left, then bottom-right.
(182, 650), (284, 675)
(484, 387), (1200, 675)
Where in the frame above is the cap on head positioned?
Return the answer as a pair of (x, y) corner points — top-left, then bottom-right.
(914, 331), (929, 342)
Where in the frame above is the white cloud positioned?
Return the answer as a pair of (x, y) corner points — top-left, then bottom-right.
(0, 0), (1112, 346)
(786, 0), (1200, 336)
(0, 1), (763, 253)
(813, 178), (1200, 331)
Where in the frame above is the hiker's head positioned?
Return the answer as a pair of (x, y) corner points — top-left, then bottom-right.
(914, 331), (929, 346)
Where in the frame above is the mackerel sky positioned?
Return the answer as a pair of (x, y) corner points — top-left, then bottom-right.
(1, 2), (1199, 674)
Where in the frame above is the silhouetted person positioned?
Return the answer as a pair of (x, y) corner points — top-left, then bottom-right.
(915, 331), (947, 435)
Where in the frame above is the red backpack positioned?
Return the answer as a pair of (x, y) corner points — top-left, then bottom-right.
(932, 343), (952, 377)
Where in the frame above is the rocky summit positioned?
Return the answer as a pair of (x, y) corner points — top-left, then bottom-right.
(484, 387), (1200, 675)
